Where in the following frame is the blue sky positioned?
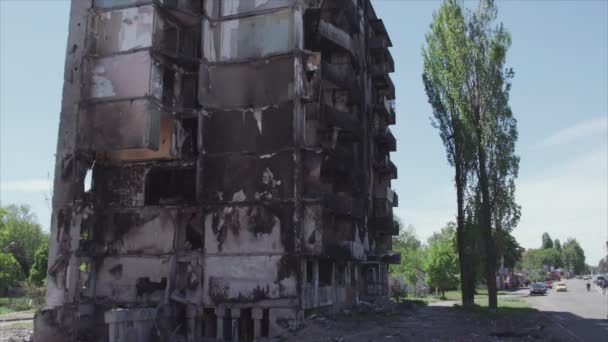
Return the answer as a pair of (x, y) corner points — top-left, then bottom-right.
(0, 0), (607, 264)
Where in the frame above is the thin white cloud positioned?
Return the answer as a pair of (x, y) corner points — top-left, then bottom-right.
(514, 145), (608, 265)
(539, 116), (607, 147)
(1, 179), (52, 192)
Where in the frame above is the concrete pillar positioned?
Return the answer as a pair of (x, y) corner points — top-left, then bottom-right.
(252, 308), (264, 339)
(186, 305), (201, 342)
(313, 259), (319, 307)
(230, 308), (241, 342)
(215, 306), (226, 341)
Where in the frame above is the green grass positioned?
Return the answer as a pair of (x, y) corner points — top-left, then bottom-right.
(452, 297), (537, 318)
(0, 297), (34, 315)
(3, 321), (33, 329)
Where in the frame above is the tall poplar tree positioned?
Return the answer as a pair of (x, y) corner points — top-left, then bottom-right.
(423, 0), (519, 310)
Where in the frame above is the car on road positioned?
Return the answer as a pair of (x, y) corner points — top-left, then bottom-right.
(556, 283), (567, 292)
(544, 280), (553, 289)
(594, 275), (605, 285)
(530, 282), (547, 295)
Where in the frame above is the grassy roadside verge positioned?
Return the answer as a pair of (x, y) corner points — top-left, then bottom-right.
(0, 297), (35, 315)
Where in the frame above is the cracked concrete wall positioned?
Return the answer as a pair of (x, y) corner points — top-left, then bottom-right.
(37, 1), (399, 341)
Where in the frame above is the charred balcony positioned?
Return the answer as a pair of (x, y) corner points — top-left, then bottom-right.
(91, 3), (200, 60)
(94, 0), (201, 24)
(324, 194), (365, 219)
(367, 251), (400, 265)
(374, 96), (396, 126)
(370, 217), (399, 237)
(318, 20), (355, 58)
(374, 127), (397, 152)
(368, 19), (392, 51)
(320, 0), (360, 34)
(370, 48), (394, 77)
(373, 186), (397, 218)
(374, 156), (397, 180)
(322, 61), (361, 98)
(323, 105), (362, 140)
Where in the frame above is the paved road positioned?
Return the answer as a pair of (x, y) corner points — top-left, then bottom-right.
(523, 278), (608, 341)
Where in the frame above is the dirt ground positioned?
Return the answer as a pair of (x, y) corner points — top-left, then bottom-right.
(0, 320), (32, 342)
(279, 300), (573, 342)
(0, 301), (572, 342)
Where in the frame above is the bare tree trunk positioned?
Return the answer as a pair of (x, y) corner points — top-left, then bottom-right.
(455, 159), (474, 307)
(477, 143), (498, 311)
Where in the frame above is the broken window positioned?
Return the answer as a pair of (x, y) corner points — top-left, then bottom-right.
(261, 309), (270, 338)
(318, 259), (333, 286)
(203, 308), (217, 338)
(306, 260), (314, 284)
(179, 118), (199, 159)
(202, 9), (295, 62)
(163, 22), (179, 53)
(144, 167), (196, 205)
(335, 263), (346, 287)
(238, 308), (254, 341)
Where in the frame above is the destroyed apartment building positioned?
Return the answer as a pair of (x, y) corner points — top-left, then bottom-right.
(36, 0), (399, 341)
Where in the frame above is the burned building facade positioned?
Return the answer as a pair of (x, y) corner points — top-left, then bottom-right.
(36, 0), (398, 341)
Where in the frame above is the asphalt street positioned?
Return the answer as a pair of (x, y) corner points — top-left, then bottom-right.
(522, 278), (608, 341)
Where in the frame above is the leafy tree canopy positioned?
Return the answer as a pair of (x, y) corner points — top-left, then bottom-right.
(0, 252), (23, 289)
(0, 205), (48, 277)
(425, 238), (459, 296)
(541, 232), (553, 249)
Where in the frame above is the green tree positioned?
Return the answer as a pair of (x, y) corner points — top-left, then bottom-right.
(391, 225), (427, 286)
(425, 239), (459, 298)
(494, 229), (523, 270)
(422, 0), (477, 307)
(0, 205), (48, 277)
(427, 222), (457, 247)
(424, 0), (519, 311)
(562, 238), (585, 274)
(0, 252), (24, 290)
(554, 239), (561, 252)
(542, 233), (553, 249)
(29, 243), (49, 285)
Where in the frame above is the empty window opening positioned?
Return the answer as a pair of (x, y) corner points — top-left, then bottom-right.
(84, 167), (93, 193)
(238, 308), (254, 342)
(203, 308), (217, 338)
(336, 263), (346, 287)
(319, 260), (333, 286)
(181, 118), (199, 159)
(306, 260), (314, 284)
(162, 67), (176, 107)
(144, 168), (196, 205)
(261, 309), (270, 338)
(179, 28), (197, 58)
(223, 309), (232, 340)
(136, 277), (167, 298)
(174, 305), (188, 337)
(186, 222), (203, 250)
(79, 262), (90, 289)
(163, 25), (178, 55)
